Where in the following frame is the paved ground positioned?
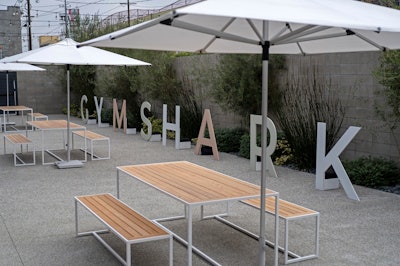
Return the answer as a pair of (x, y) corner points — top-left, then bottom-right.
(0, 114), (399, 266)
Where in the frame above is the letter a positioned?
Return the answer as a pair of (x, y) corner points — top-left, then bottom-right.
(194, 109), (219, 160)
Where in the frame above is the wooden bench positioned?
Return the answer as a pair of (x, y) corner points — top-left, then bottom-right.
(72, 130), (110, 160)
(4, 133), (36, 166)
(242, 197), (319, 264)
(27, 112), (48, 121)
(75, 193), (173, 266)
(27, 113), (48, 131)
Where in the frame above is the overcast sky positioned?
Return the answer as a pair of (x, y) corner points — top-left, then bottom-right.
(1, 0), (181, 50)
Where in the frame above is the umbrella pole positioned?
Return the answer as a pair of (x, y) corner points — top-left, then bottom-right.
(259, 45), (269, 266)
(56, 64), (83, 169)
(6, 71), (9, 106)
(259, 21), (277, 266)
(67, 65), (71, 161)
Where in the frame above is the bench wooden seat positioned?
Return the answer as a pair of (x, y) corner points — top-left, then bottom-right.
(242, 197), (319, 264)
(75, 193), (173, 266)
(27, 112), (48, 121)
(72, 130), (110, 160)
(4, 133), (35, 166)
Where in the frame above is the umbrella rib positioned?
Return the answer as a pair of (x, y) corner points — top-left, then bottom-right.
(246, 19), (263, 43)
(272, 25), (330, 45)
(199, 17), (237, 53)
(79, 14), (171, 46)
(277, 31), (349, 45)
(271, 23), (291, 41)
(353, 31), (387, 51)
(170, 19), (260, 46)
(277, 23), (306, 55)
(271, 24), (315, 44)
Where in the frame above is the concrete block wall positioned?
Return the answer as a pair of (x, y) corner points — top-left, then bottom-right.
(16, 65), (67, 114)
(0, 6), (22, 58)
(276, 52), (399, 163)
(176, 52), (400, 163)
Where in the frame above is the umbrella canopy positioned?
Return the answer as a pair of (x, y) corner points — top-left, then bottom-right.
(0, 62), (46, 106)
(1, 38), (150, 66)
(81, 0), (400, 264)
(81, 0), (400, 54)
(0, 38), (150, 168)
(0, 62), (46, 72)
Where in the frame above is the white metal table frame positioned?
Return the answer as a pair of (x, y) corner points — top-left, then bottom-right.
(116, 161), (279, 266)
(0, 105), (33, 132)
(26, 120), (87, 165)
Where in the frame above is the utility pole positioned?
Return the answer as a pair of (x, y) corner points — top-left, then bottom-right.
(127, 0), (130, 25)
(27, 0), (32, 50)
(64, 0), (69, 37)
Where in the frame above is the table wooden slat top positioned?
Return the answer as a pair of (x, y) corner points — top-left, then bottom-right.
(0, 105), (32, 111)
(27, 119), (84, 130)
(118, 161), (277, 205)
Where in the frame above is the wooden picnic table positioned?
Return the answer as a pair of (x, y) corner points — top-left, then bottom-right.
(0, 105), (33, 132)
(26, 119), (87, 165)
(117, 161), (279, 266)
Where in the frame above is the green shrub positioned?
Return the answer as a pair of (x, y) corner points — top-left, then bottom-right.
(62, 104), (79, 117)
(343, 156), (400, 188)
(272, 135), (294, 166)
(239, 134), (251, 159)
(101, 108), (113, 124)
(214, 128), (246, 153)
(141, 116), (163, 134)
(276, 66), (345, 171)
(238, 133), (294, 165)
(126, 111), (138, 128)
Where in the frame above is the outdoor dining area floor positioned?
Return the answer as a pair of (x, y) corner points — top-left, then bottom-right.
(0, 114), (399, 266)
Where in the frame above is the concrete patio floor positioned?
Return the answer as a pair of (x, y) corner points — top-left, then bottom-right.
(0, 114), (399, 266)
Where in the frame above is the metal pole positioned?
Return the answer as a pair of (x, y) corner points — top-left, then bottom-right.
(67, 64), (70, 161)
(127, 0), (130, 25)
(64, 0), (69, 37)
(258, 20), (270, 266)
(27, 0), (32, 50)
(6, 72), (9, 106)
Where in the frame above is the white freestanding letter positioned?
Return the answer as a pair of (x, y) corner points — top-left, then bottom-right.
(140, 101), (152, 141)
(316, 122), (361, 201)
(162, 104), (182, 149)
(80, 95), (89, 123)
(94, 96), (105, 127)
(250, 114), (278, 177)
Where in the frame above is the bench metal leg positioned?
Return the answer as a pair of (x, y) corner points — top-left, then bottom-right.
(90, 138), (110, 160)
(73, 134), (109, 161)
(126, 242), (131, 266)
(169, 235), (173, 266)
(4, 137), (35, 166)
(284, 213), (320, 264)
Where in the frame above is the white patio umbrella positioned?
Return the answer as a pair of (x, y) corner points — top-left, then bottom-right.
(81, 0), (400, 264)
(0, 62), (45, 106)
(0, 38), (150, 168)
